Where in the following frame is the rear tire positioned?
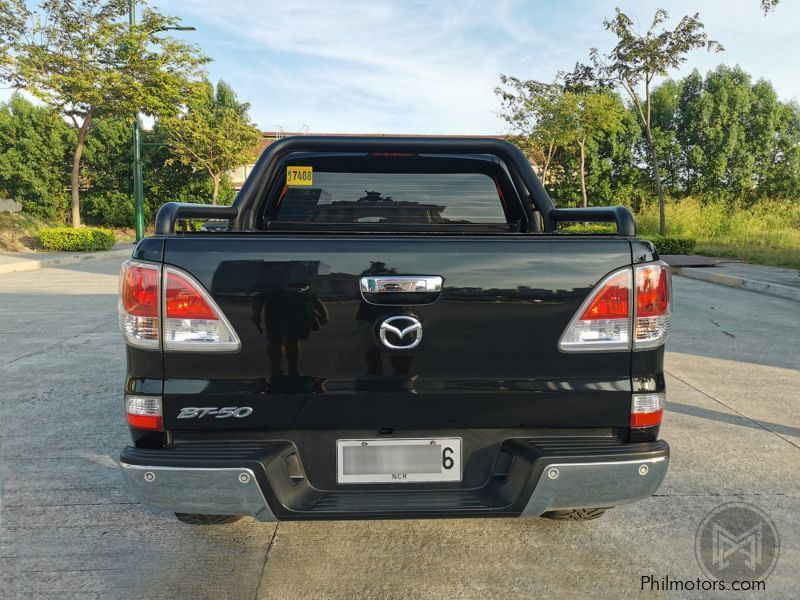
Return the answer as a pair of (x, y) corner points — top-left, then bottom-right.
(174, 513), (242, 525)
(542, 508), (608, 521)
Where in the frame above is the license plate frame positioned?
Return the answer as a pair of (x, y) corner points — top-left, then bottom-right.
(336, 437), (462, 484)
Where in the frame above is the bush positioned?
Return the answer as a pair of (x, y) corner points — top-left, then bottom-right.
(646, 236), (696, 255)
(37, 227), (116, 252)
(559, 223), (617, 234)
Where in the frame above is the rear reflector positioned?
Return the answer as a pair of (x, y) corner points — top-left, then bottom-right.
(125, 395), (163, 431)
(118, 260), (160, 349)
(631, 392), (665, 428)
(559, 268), (632, 352)
(162, 267), (240, 352)
(634, 262), (672, 350)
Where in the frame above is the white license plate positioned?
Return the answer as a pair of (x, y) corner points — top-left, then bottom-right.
(337, 438), (462, 484)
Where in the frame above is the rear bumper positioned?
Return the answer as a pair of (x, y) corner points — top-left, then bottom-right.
(120, 438), (669, 521)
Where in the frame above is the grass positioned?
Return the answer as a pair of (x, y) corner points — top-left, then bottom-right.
(0, 212), (46, 252)
(634, 198), (800, 270)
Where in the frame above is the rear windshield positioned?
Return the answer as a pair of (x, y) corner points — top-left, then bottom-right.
(272, 171), (507, 226)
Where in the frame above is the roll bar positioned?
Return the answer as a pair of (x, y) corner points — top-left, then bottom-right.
(154, 136), (634, 236)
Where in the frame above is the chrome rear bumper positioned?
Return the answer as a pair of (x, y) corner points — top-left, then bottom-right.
(521, 456), (668, 516)
(119, 463), (277, 521)
(120, 438), (669, 520)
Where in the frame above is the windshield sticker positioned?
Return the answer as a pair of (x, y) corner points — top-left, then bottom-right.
(286, 166), (313, 186)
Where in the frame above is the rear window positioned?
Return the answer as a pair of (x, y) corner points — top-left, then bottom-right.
(273, 171), (507, 225)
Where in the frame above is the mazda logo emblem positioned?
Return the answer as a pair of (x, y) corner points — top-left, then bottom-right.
(378, 315), (423, 350)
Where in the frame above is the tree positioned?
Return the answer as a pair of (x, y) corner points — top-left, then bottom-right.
(571, 8), (723, 234)
(495, 76), (567, 184)
(0, 0), (207, 227)
(0, 93), (74, 220)
(161, 80), (261, 204)
(560, 90), (627, 207)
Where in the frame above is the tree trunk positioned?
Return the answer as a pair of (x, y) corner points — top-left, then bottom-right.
(211, 174), (220, 205)
(645, 127), (667, 235)
(69, 112), (94, 228)
(579, 141), (588, 208)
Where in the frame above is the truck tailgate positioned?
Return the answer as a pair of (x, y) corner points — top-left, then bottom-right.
(160, 235), (632, 431)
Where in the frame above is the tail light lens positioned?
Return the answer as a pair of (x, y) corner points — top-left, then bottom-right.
(558, 268), (632, 351)
(118, 260), (240, 352)
(125, 395), (163, 430)
(631, 392), (665, 428)
(559, 261), (672, 352)
(119, 260), (160, 348)
(634, 262), (672, 349)
(162, 267), (240, 351)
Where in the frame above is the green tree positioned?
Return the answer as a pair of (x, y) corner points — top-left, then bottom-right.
(560, 90), (627, 207)
(495, 76), (567, 184)
(0, 93), (74, 220)
(0, 0), (207, 227)
(161, 79), (261, 204)
(572, 8), (723, 234)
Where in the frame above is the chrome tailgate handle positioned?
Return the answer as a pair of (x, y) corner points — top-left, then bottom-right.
(360, 276), (443, 294)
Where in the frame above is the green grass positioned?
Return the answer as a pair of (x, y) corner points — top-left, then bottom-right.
(634, 198), (800, 269)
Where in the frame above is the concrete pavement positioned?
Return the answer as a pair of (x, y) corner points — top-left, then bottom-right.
(0, 244), (133, 274)
(0, 257), (798, 599)
(672, 261), (800, 303)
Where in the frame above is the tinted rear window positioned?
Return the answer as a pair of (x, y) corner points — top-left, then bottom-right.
(273, 172), (506, 225)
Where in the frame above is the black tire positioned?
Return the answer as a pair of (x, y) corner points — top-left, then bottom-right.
(542, 508), (609, 521)
(174, 513), (242, 525)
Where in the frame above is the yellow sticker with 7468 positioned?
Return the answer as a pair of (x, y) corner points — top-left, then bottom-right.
(286, 166), (313, 186)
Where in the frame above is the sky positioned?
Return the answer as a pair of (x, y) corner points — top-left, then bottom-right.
(5, 0), (800, 134)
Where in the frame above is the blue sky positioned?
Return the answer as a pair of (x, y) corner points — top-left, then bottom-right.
(6, 1), (800, 134)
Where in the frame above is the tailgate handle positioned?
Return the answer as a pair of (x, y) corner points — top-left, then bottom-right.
(360, 276), (442, 294)
(359, 276), (443, 305)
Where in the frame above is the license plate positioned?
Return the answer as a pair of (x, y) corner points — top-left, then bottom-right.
(337, 438), (462, 484)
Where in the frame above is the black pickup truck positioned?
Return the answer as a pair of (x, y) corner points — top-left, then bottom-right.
(118, 136), (671, 523)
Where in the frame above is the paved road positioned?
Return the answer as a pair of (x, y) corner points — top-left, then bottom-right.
(1, 257), (798, 599)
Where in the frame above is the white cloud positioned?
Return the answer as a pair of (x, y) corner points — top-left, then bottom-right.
(5, 0), (799, 134)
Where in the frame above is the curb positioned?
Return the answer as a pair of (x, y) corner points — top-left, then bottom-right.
(674, 267), (800, 303)
(0, 247), (133, 274)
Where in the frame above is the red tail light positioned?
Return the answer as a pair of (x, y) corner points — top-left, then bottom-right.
(559, 268), (632, 351)
(631, 393), (665, 428)
(560, 261), (672, 352)
(166, 271), (218, 320)
(119, 260), (160, 348)
(121, 263), (159, 317)
(162, 266), (240, 351)
(125, 395), (163, 431)
(580, 271), (630, 320)
(636, 264), (670, 317)
(634, 262), (672, 349)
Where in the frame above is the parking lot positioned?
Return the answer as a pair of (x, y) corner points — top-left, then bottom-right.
(1, 256), (798, 599)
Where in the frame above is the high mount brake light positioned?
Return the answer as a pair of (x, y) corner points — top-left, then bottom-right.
(559, 261), (672, 352)
(118, 261), (160, 348)
(118, 260), (240, 352)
